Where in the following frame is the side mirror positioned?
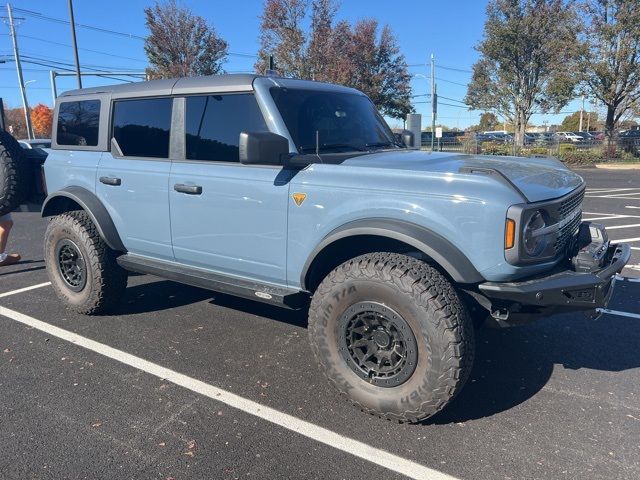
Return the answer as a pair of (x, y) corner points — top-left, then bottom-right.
(239, 131), (289, 165)
(401, 130), (414, 148)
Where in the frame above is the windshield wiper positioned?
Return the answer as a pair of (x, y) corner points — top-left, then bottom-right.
(299, 143), (366, 153)
(365, 141), (401, 150)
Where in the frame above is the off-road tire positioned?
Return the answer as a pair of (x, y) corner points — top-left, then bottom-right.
(308, 252), (475, 423)
(0, 130), (30, 216)
(45, 211), (127, 314)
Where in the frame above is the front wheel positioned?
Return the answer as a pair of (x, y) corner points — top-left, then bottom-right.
(45, 211), (127, 314)
(308, 253), (474, 423)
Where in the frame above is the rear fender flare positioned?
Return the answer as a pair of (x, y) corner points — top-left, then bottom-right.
(41, 186), (126, 252)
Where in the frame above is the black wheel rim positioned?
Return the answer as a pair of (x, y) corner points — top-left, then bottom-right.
(338, 302), (418, 388)
(55, 239), (87, 292)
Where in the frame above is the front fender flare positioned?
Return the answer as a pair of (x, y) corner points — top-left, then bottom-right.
(41, 186), (126, 252)
(301, 218), (484, 288)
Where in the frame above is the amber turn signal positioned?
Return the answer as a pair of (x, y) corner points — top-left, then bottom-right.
(505, 219), (516, 249)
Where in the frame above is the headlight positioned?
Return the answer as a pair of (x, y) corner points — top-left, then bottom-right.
(523, 210), (547, 256)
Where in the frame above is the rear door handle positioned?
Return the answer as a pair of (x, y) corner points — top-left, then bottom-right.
(99, 176), (121, 186)
(174, 183), (203, 195)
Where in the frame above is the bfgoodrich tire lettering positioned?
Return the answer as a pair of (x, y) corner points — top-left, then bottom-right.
(308, 252), (475, 423)
(45, 211), (127, 314)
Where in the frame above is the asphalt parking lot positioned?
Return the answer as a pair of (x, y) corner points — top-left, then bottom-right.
(1, 167), (639, 480)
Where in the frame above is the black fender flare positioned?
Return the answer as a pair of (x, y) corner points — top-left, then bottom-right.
(41, 186), (126, 252)
(301, 218), (484, 288)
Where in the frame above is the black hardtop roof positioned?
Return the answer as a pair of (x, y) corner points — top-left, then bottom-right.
(58, 73), (361, 99)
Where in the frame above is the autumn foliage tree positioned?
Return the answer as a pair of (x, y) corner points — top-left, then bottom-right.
(256, 0), (413, 119)
(30, 103), (53, 138)
(144, 0), (228, 79)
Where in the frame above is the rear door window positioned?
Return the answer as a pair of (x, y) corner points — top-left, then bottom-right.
(112, 98), (173, 158)
(57, 100), (101, 146)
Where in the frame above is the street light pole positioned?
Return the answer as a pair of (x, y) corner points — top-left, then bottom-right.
(67, 0), (82, 89)
(430, 54), (436, 151)
(6, 3), (34, 139)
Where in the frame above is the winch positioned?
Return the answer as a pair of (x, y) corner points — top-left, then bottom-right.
(571, 222), (610, 273)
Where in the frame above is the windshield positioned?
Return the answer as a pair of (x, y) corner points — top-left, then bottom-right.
(270, 87), (399, 154)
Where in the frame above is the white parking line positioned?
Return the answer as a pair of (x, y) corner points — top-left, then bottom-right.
(582, 215), (631, 221)
(610, 236), (640, 243)
(0, 302), (457, 480)
(0, 282), (51, 299)
(585, 188), (637, 193)
(631, 247), (640, 251)
(626, 206), (640, 210)
(605, 223), (640, 230)
(597, 308), (640, 320)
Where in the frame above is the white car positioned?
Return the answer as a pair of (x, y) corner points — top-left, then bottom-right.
(554, 132), (583, 143)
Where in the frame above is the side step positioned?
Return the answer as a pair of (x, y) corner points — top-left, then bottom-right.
(117, 254), (308, 309)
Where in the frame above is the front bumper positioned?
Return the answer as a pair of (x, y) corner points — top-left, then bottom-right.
(478, 242), (630, 325)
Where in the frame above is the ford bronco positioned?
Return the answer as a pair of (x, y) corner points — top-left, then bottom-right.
(0, 74), (629, 423)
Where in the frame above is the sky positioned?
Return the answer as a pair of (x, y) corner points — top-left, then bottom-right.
(0, 0), (585, 130)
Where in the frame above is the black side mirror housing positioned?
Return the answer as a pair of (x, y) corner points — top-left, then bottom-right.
(401, 130), (414, 148)
(239, 131), (289, 165)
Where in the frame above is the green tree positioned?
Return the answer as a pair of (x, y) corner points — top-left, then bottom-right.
(465, 0), (579, 146)
(478, 112), (499, 131)
(255, 0), (413, 119)
(560, 110), (599, 131)
(579, 0), (640, 140)
(144, 0), (228, 79)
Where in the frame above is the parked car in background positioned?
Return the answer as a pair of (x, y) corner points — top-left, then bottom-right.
(18, 139), (52, 149)
(554, 132), (583, 143)
(618, 129), (640, 154)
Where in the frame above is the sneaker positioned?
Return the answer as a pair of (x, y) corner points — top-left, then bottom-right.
(0, 253), (21, 267)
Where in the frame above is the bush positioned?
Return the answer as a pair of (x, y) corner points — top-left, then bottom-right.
(519, 146), (549, 157)
(481, 141), (511, 156)
(559, 143), (577, 153)
(557, 149), (599, 165)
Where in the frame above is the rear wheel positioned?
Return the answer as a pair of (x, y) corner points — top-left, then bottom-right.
(308, 252), (474, 423)
(45, 211), (127, 314)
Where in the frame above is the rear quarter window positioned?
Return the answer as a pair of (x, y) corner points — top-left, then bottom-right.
(56, 100), (101, 146)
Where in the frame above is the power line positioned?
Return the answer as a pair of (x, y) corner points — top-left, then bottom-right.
(12, 7), (258, 59)
(19, 34), (147, 63)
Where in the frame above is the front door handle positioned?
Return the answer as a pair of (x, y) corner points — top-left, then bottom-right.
(174, 183), (203, 195)
(99, 176), (121, 186)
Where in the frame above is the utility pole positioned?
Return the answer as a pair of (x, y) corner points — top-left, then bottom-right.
(6, 4), (34, 139)
(430, 54), (436, 151)
(67, 0), (82, 88)
(579, 94), (585, 132)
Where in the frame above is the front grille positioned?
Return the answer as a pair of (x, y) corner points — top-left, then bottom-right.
(558, 188), (584, 218)
(553, 187), (584, 255)
(554, 211), (582, 254)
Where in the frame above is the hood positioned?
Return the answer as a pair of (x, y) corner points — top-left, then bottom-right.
(341, 150), (584, 203)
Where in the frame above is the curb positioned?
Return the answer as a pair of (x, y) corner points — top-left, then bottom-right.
(595, 163), (640, 170)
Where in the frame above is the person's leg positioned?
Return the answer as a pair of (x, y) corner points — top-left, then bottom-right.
(0, 213), (20, 266)
(0, 216), (13, 253)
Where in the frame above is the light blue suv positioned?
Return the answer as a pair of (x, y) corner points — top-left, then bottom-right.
(41, 74), (630, 422)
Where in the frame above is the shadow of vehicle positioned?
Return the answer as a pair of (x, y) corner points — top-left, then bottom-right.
(114, 277), (640, 423)
(0, 260), (46, 277)
(431, 282), (640, 424)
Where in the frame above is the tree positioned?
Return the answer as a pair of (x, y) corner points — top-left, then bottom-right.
(560, 110), (599, 131)
(144, 0), (228, 79)
(465, 0), (579, 146)
(255, 0), (413, 119)
(478, 112), (499, 131)
(3, 107), (27, 139)
(30, 103), (53, 138)
(579, 0), (640, 141)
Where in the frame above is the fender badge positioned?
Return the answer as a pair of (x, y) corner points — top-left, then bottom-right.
(292, 192), (307, 206)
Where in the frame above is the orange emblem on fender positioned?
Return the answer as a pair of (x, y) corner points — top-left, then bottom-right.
(292, 192), (307, 206)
